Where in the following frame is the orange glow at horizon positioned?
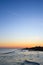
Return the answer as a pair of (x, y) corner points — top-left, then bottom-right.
(0, 41), (43, 48)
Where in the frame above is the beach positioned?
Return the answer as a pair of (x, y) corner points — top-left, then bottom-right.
(0, 49), (43, 65)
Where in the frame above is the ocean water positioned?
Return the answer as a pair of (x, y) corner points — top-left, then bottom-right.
(0, 49), (43, 65)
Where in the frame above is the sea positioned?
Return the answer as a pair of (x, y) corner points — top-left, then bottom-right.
(0, 48), (43, 65)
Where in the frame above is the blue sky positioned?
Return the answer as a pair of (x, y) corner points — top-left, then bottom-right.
(0, 0), (43, 44)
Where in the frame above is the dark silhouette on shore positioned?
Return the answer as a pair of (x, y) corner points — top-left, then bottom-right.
(22, 46), (43, 51)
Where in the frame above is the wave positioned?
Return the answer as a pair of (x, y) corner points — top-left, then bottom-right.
(13, 60), (40, 65)
(4, 51), (15, 54)
(0, 51), (15, 55)
(23, 60), (40, 65)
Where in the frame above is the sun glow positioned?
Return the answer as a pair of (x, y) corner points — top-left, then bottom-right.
(0, 40), (43, 48)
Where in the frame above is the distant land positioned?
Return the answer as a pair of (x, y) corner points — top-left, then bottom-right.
(22, 46), (43, 51)
(0, 46), (43, 51)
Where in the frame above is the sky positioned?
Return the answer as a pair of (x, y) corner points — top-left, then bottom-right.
(0, 0), (43, 48)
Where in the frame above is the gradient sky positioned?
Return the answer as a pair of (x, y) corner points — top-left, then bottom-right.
(0, 0), (43, 48)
